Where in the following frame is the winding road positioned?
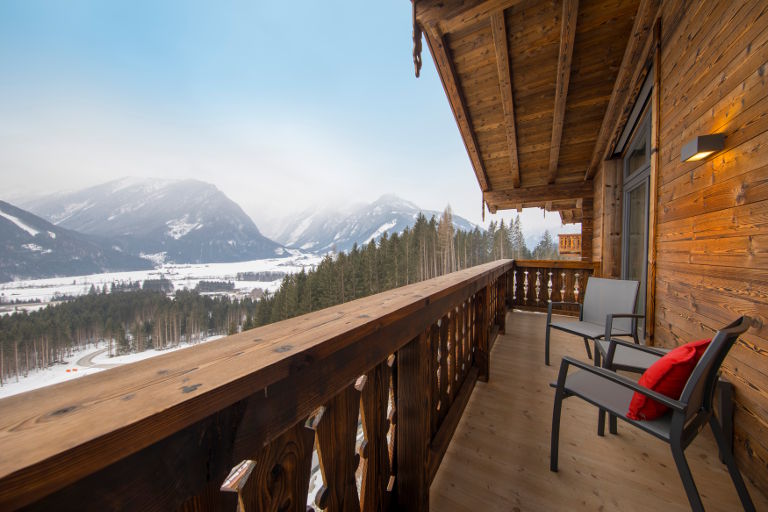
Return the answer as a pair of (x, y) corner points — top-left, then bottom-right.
(75, 348), (120, 369)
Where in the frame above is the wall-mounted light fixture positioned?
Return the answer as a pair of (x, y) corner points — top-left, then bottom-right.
(680, 134), (724, 162)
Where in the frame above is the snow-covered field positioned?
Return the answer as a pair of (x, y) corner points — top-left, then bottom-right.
(0, 334), (226, 399)
(0, 251), (323, 312)
(0, 252), (325, 397)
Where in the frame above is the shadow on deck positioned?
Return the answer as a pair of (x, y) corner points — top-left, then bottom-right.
(430, 310), (768, 511)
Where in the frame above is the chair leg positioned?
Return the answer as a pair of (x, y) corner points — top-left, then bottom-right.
(583, 338), (592, 359)
(670, 442), (704, 512)
(716, 379), (734, 464)
(550, 389), (565, 472)
(597, 409), (606, 437)
(609, 414), (618, 435)
(545, 324), (552, 366)
(595, 350), (606, 437)
(709, 417), (756, 512)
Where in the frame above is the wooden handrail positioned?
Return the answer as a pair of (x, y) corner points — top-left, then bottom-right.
(0, 259), (514, 511)
(511, 260), (599, 315)
(512, 259), (598, 270)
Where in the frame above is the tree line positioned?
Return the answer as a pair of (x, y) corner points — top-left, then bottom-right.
(0, 210), (562, 385)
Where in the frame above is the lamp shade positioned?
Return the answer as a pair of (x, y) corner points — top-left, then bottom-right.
(680, 134), (724, 162)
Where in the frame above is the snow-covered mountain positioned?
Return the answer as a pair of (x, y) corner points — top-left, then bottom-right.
(0, 201), (152, 283)
(21, 178), (285, 264)
(269, 194), (478, 254)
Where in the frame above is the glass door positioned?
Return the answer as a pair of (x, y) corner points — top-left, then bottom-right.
(622, 111), (651, 333)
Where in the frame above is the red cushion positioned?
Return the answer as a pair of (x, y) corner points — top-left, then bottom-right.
(627, 339), (712, 420)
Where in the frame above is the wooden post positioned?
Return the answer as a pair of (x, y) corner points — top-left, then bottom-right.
(580, 197), (594, 262)
(477, 286), (490, 382)
(498, 277), (506, 335)
(315, 385), (362, 512)
(396, 331), (431, 511)
(646, 18), (661, 345)
(450, 311), (458, 402)
(360, 361), (393, 512)
(438, 315), (450, 425)
(240, 419), (316, 512)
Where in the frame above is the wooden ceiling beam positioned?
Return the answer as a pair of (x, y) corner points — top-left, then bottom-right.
(416, 0), (527, 34)
(490, 10), (521, 188)
(483, 181), (593, 208)
(584, 0), (659, 180)
(547, 0), (578, 185)
(560, 208), (583, 224)
(423, 22), (490, 191)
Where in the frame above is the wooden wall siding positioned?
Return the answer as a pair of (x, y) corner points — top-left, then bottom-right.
(651, 0), (768, 495)
(0, 261), (514, 511)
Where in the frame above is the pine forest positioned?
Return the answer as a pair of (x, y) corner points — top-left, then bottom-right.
(0, 211), (562, 385)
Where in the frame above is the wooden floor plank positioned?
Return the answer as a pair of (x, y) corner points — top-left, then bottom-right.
(430, 310), (768, 511)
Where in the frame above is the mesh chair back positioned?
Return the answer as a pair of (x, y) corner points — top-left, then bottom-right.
(680, 316), (750, 423)
(581, 277), (639, 332)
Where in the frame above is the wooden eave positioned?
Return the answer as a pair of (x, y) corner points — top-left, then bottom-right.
(415, 0), (643, 220)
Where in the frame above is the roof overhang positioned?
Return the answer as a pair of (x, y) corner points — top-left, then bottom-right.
(413, 0), (657, 223)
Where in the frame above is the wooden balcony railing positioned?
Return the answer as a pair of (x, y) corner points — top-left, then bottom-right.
(511, 260), (600, 316)
(0, 260), (514, 511)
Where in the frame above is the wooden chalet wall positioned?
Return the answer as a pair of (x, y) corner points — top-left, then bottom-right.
(592, 0), (768, 493)
(592, 159), (622, 278)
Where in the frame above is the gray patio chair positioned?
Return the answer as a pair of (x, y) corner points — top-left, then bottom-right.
(545, 277), (642, 366)
(594, 332), (670, 436)
(550, 316), (755, 512)
(596, 335), (736, 466)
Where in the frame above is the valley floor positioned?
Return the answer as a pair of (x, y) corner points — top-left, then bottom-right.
(0, 334), (224, 400)
(0, 253), (322, 313)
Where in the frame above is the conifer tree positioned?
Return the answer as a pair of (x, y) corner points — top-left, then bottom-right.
(0, 208), (576, 385)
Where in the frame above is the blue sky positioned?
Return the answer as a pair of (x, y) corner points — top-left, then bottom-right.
(0, 1), (575, 238)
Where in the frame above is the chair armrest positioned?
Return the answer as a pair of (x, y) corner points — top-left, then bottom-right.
(555, 356), (686, 412)
(608, 337), (667, 356)
(603, 337), (666, 368)
(548, 301), (582, 323)
(604, 313), (645, 342)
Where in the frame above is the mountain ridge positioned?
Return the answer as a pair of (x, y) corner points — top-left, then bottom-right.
(17, 180), (484, 266)
(269, 194), (478, 254)
(0, 200), (152, 283)
(21, 178), (285, 264)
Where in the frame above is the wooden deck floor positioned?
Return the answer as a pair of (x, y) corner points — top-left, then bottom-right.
(430, 310), (768, 511)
